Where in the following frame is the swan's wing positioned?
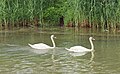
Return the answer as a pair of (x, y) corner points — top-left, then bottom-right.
(69, 46), (91, 52)
(35, 43), (50, 47)
(31, 43), (51, 49)
(70, 52), (87, 56)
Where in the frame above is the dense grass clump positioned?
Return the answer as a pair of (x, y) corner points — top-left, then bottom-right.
(0, 0), (120, 30)
(64, 0), (120, 30)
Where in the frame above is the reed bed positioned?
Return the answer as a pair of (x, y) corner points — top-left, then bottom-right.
(0, 0), (120, 30)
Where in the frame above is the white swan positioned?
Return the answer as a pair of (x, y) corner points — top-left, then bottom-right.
(28, 35), (56, 49)
(65, 37), (95, 54)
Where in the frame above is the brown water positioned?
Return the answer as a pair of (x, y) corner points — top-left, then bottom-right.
(0, 27), (120, 74)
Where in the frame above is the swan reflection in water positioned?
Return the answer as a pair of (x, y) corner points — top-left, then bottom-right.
(31, 49), (49, 54)
(69, 50), (95, 63)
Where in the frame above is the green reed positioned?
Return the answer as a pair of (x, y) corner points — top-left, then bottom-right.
(0, 0), (120, 30)
(64, 0), (120, 30)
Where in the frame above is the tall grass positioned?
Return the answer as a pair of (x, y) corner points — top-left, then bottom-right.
(65, 0), (120, 30)
(0, 0), (120, 30)
(0, 0), (44, 29)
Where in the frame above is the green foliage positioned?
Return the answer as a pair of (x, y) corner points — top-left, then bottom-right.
(0, 0), (120, 29)
(43, 0), (66, 25)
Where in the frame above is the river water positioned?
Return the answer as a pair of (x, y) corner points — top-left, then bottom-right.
(0, 27), (120, 74)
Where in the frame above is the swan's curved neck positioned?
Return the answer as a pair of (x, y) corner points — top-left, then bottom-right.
(51, 37), (55, 48)
(89, 38), (94, 51)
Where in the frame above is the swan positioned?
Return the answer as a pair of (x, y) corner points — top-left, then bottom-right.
(28, 35), (56, 49)
(65, 37), (95, 54)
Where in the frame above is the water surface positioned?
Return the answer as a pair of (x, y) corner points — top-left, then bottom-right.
(0, 28), (120, 74)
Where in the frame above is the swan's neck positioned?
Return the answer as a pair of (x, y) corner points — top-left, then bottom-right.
(89, 38), (94, 51)
(51, 37), (55, 48)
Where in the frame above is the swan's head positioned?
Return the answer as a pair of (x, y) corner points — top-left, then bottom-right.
(51, 35), (56, 39)
(89, 37), (95, 40)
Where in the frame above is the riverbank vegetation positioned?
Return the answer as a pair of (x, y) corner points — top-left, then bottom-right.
(0, 0), (120, 30)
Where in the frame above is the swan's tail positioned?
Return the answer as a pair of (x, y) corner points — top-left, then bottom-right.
(28, 43), (32, 47)
(65, 48), (70, 51)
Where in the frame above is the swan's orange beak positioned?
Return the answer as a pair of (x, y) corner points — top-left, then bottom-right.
(92, 38), (95, 40)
